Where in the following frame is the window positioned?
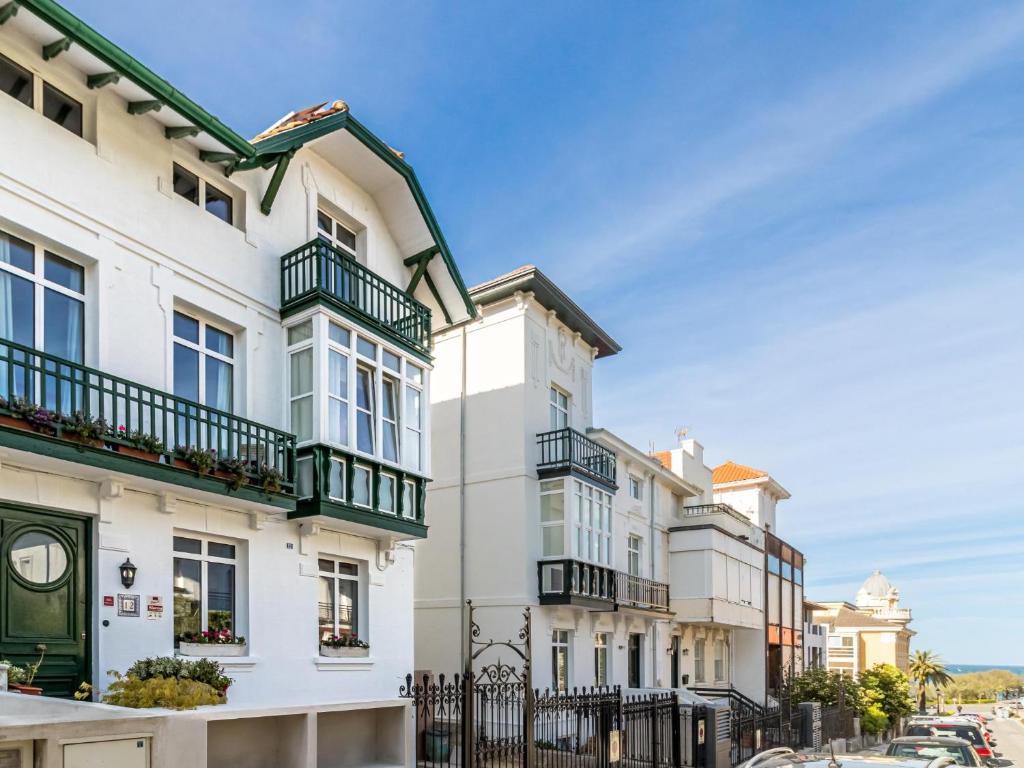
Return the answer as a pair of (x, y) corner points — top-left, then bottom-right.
(173, 535), (239, 644)
(0, 232), (86, 410)
(402, 479), (417, 519)
(288, 320), (315, 442)
(767, 555), (781, 576)
(296, 456), (314, 499)
(41, 82), (82, 136)
(0, 52), (32, 107)
(694, 638), (706, 683)
(353, 464), (371, 507)
(379, 472), (396, 514)
(173, 163), (234, 224)
(328, 457), (346, 501)
(549, 386), (569, 430)
(552, 629), (571, 691)
(404, 364), (423, 471)
(629, 475), (643, 501)
(173, 311), (234, 411)
(714, 640), (727, 681)
(317, 208), (358, 259)
(628, 634), (642, 688)
(540, 480), (565, 557)
(381, 374), (399, 462)
(594, 633), (609, 687)
(327, 322), (350, 445)
(318, 558), (361, 643)
(571, 481), (612, 565)
(356, 354), (376, 454)
(627, 535), (642, 577)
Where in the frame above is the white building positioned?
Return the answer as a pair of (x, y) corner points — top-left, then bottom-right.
(415, 266), (764, 699)
(0, 1), (473, 762)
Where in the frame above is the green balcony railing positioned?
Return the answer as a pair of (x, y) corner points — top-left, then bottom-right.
(281, 239), (432, 355)
(0, 339), (296, 492)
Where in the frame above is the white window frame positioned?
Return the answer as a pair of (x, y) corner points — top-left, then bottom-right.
(627, 534), (643, 577)
(552, 629), (571, 692)
(317, 207), (360, 260)
(571, 480), (612, 566)
(594, 632), (610, 687)
(317, 557), (364, 643)
(326, 322), (350, 447)
(714, 639), (727, 682)
(402, 479), (417, 520)
(381, 371), (400, 464)
(379, 471), (397, 514)
(549, 385), (570, 430)
(628, 475), (643, 501)
(352, 463), (372, 508)
(172, 162), (235, 226)
(328, 456), (347, 502)
(694, 638), (706, 683)
(172, 532), (244, 641)
(287, 320), (316, 444)
(0, 229), (87, 357)
(172, 309), (235, 410)
(0, 51), (87, 139)
(539, 479), (566, 558)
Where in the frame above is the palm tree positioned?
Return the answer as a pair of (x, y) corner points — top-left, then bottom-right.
(909, 650), (954, 714)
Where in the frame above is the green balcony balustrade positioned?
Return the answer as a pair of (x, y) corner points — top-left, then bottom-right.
(536, 427), (617, 489)
(537, 559), (670, 612)
(280, 239), (432, 357)
(0, 339), (296, 494)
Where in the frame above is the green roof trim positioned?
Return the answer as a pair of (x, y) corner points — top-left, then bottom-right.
(252, 111), (477, 320)
(17, 0), (255, 158)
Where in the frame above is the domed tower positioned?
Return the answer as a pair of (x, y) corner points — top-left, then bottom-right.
(855, 570), (912, 628)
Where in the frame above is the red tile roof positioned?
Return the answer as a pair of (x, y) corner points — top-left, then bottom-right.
(712, 461), (768, 484)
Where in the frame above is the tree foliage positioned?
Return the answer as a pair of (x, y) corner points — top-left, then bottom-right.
(784, 667), (866, 713)
(859, 663), (914, 724)
(945, 669), (1024, 701)
(860, 704), (890, 736)
(909, 651), (954, 714)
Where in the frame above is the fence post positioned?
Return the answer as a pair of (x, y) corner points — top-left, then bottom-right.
(651, 697), (659, 766)
(463, 601), (474, 768)
(523, 607), (535, 768)
(672, 698), (682, 768)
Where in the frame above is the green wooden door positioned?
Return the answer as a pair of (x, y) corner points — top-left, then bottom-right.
(0, 506), (90, 697)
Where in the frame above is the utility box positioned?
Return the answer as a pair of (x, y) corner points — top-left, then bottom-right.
(64, 737), (149, 768)
(0, 742), (32, 768)
(704, 702), (732, 768)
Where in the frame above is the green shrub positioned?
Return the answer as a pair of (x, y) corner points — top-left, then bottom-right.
(125, 656), (231, 693)
(102, 672), (223, 710)
(1, 659), (26, 685)
(861, 704), (890, 736)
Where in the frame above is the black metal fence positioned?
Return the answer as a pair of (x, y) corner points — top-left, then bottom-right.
(402, 675), (683, 768)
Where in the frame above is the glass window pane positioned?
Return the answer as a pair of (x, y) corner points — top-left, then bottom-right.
(337, 562), (358, 577)
(336, 223), (357, 251)
(328, 323), (350, 347)
(205, 325), (233, 357)
(291, 396), (313, 443)
(0, 230), (34, 273)
(290, 348), (313, 395)
(0, 53), (32, 108)
(382, 379), (398, 462)
(207, 562), (234, 633)
(328, 459), (345, 500)
(205, 357), (233, 411)
(205, 183), (233, 224)
(403, 481), (415, 519)
(404, 387), (420, 426)
(173, 164), (199, 205)
(542, 525), (564, 557)
(357, 337), (376, 359)
(317, 210), (332, 235)
(404, 428), (421, 472)
(337, 579), (357, 635)
(329, 350), (348, 399)
(328, 399), (348, 446)
(0, 272), (33, 347)
(172, 557), (201, 639)
(288, 320), (313, 346)
(356, 367), (374, 453)
(407, 363), (423, 385)
(43, 289), (84, 362)
(353, 466), (370, 506)
(42, 82), (82, 136)
(44, 252), (84, 293)
(173, 536), (202, 554)
(379, 474), (395, 512)
(382, 350), (400, 372)
(173, 344), (200, 401)
(318, 575), (335, 641)
(318, 558), (335, 573)
(173, 311), (200, 343)
(541, 490), (564, 522)
(296, 456), (314, 499)
(208, 542), (235, 559)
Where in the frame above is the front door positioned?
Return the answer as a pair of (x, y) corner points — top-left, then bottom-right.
(0, 505), (89, 697)
(670, 635), (680, 688)
(628, 633), (642, 688)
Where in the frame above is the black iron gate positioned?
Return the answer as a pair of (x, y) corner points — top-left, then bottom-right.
(402, 601), (683, 768)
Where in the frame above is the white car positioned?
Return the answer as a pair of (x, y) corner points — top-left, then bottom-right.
(738, 747), (958, 768)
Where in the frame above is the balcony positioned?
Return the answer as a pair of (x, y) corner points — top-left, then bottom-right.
(538, 559), (670, 614)
(0, 340), (296, 507)
(536, 428), (617, 490)
(280, 239), (432, 358)
(676, 503), (763, 545)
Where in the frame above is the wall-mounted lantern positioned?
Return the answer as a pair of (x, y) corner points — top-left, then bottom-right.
(119, 558), (137, 589)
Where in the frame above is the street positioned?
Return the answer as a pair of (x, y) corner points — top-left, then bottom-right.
(947, 705), (1024, 768)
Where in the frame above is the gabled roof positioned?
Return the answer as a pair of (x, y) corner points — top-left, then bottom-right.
(470, 266), (621, 358)
(712, 461), (768, 484)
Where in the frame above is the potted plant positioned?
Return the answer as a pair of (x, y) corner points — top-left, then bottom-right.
(319, 634), (369, 658)
(0, 396), (20, 430)
(218, 456), (249, 491)
(174, 446), (217, 475)
(176, 629), (247, 657)
(62, 411), (109, 449)
(114, 426), (166, 461)
(257, 463), (284, 495)
(7, 649), (45, 695)
(7, 398), (57, 435)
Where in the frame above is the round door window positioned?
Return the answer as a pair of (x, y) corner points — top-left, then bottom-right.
(10, 531), (69, 585)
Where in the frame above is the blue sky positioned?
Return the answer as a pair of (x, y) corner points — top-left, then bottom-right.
(67, 1), (1024, 664)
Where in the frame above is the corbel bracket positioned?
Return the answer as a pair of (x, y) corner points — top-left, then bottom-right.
(376, 536), (399, 571)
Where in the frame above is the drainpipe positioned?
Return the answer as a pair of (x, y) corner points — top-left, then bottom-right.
(649, 473), (656, 686)
(459, 323), (468, 665)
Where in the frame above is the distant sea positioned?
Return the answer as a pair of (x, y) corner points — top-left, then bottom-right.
(948, 664), (1024, 675)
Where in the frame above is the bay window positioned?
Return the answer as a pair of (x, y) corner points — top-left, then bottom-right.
(538, 478), (612, 565)
(284, 313), (429, 476)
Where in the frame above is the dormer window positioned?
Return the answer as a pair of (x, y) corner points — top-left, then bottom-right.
(172, 164), (234, 225)
(0, 52), (82, 138)
(318, 209), (357, 259)
(0, 53), (32, 108)
(42, 83), (82, 137)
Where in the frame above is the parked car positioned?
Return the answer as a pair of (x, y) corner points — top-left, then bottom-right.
(738, 746), (958, 768)
(886, 736), (989, 767)
(904, 723), (994, 761)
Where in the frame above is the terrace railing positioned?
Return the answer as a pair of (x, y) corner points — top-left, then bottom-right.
(537, 427), (617, 488)
(281, 239), (432, 355)
(616, 571), (671, 612)
(0, 339), (295, 492)
(538, 558), (617, 604)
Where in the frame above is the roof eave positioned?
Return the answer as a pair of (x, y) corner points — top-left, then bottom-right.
(18, 0), (255, 158)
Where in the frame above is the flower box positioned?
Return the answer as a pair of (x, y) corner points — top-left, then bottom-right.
(0, 414), (25, 431)
(9, 683), (43, 696)
(117, 445), (163, 462)
(178, 642), (248, 657)
(319, 645), (369, 658)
